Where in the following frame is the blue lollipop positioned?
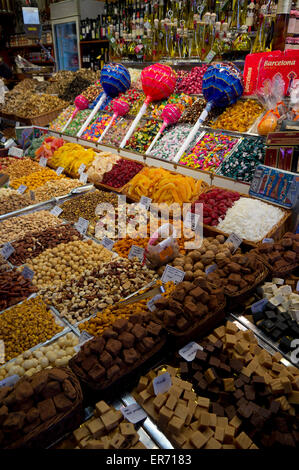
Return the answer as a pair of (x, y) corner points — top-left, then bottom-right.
(174, 63), (243, 162)
(77, 63), (131, 137)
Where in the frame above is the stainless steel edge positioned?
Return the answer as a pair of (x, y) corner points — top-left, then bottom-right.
(0, 198), (57, 221)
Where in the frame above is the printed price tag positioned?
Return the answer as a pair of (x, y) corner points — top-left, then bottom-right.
(17, 185), (27, 194)
(147, 294), (162, 312)
(39, 157), (47, 167)
(139, 196), (152, 210)
(0, 136), (6, 143)
(75, 217), (89, 235)
(225, 233), (242, 252)
(184, 211), (201, 231)
(251, 298), (268, 314)
(1, 242), (14, 260)
(78, 163), (86, 174)
(121, 403), (147, 424)
(8, 146), (23, 158)
(179, 341), (203, 362)
(128, 245), (145, 261)
(79, 172), (88, 184)
(56, 166), (64, 175)
(297, 280), (299, 292)
(30, 190), (35, 201)
(262, 238), (274, 244)
(205, 264), (217, 275)
(15, 121), (20, 127)
(161, 265), (185, 284)
(101, 236), (114, 251)
(153, 372), (172, 395)
(22, 265), (34, 281)
(0, 375), (19, 389)
(0, 340), (5, 364)
(205, 50), (216, 63)
(273, 278), (284, 285)
(51, 206), (63, 217)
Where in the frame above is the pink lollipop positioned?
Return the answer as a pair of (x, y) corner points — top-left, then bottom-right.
(120, 63), (177, 148)
(61, 94), (89, 132)
(98, 99), (130, 143)
(145, 104), (182, 155)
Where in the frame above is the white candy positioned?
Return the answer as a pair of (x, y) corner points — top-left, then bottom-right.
(217, 198), (284, 242)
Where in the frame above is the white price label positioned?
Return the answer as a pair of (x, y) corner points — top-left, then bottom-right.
(128, 245), (145, 261)
(251, 298), (268, 314)
(51, 206), (63, 217)
(30, 190), (35, 201)
(262, 238), (274, 244)
(79, 172), (88, 184)
(1, 242), (14, 259)
(225, 233), (242, 252)
(184, 211), (201, 231)
(78, 163), (86, 174)
(205, 264), (217, 275)
(0, 375), (19, 389)
(101, 236), (114, 251)
(22, 265), (34, 281)
(56, 166), (64, 175)
(17, 185), (27, 194)
(205, 50), (216, 63)
(121, 403), (147, 424)
(153, 372), (172, 395)
(0, 340), (4, 364)
(161, 265), (185, 284)
(39, 157), (47, 167)
(147, 294), (162, 312)
(15, 121), (20, 127)
(139, 196), (152, 210)
(75, 217), (89, 235)
(273, 278), (284, 285)
(1, 136), (6, 143)
(297, 281), (299, 292)
(179, 341), (203, 362)
(8, 146), (23, 158)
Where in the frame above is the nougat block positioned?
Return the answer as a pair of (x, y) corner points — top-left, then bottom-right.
(198, 411), (210, 429)
(168, 416), (185, 435)
(86, 418), (105, 439)
(120, 422), (136, 437)
(95, 400), (110, 416)
(73, 425), (90, 444)
(174, 403), (188, 422)
(136, 376), (149, 392)
(153, 393), (167, 411)
(214, 427), (225, 443)
(223, 425), (235, 443)
(110, 433), (126, 449)
(101, 410), (120, 431)
(165, 394), (178, 411)
(204, 437), (222, 449)
(190, 431), (209, 449)
(235, 432), (252, 449)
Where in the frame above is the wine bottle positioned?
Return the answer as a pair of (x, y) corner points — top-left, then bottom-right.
(272, 0), (292, 50)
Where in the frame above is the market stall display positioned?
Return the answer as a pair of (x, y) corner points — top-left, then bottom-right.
(0, 188), (32, 216)
(48, 143), (95, 178)
(9, 167), (66, 193)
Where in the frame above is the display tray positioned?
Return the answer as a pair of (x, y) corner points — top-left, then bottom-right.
(3, 367), (84, 450)
(69, 333), (168, 397)
(196, 186), (291, 248)
(15, 107), (66, 127)
(122, 166), (210, 206)
(93, 156), (146, 194)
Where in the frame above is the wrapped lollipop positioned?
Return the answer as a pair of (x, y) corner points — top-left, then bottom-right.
(61, 94), (89, 133)
(173, 63), (243, 163)
(120, 63), (177, 148)
(77, 63), (131, 137)
(145, 104), (182, 155)
(97, 99), (130, 143)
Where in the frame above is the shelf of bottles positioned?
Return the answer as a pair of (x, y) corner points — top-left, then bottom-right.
(79, 0), (298, 64)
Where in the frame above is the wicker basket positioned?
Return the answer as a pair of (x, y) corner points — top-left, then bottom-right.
(251, 237), (299, 278)
(122, 166), (210, 205)
(153, 300), (226, 348)
(4, 367), (84, 449)
(198, 186), (291, 249)
(223, 258), (270, 307)
(69, 334), (167, 395)
(14, 107), (66, 127)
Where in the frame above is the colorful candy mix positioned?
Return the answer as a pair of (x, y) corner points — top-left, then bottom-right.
(180, 132), (239, 172)
(49, 105), (76, 132)
(211, 99), (264, 132)
(125, 120), (161, 153)
(64, 109), (94, 136)
(81, 113), (121, 142)
(150, 124), (194, 161)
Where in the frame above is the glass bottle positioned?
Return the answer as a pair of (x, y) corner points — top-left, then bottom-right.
(272, 0), (292, 50)
(233, 24), (252, 50)
(246, 0), (255, 31)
